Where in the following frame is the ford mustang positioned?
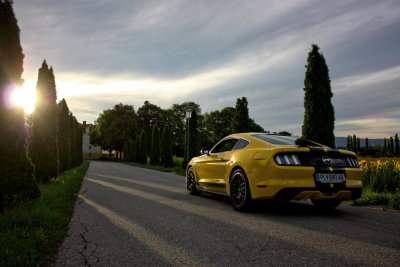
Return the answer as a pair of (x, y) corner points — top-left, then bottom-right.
(186, 133), (362, 211)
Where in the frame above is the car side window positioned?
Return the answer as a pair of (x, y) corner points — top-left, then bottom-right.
(231, 139), (250, 151)
(211, 139), (238, 153)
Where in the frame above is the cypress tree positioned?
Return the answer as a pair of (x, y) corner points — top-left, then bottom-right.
(383, 137), (387, 156)
(365, 138), (369, 156)
(389, 136), (394, 155)
(233, 97), (250, 133)
(160, 124), (173, 167)
(0, 0), (39, 208)
(353, 134), (357, 152)
(150, 125), (160, 165)
(57, 99), (71, 172)
(301, 44), (335, 147)
(29, 61), (59, 182)
(134, 135), (140, 163)
(69, 113), (82, 167)
(395, 134), (399, 156)
(139, 129), (147, 164)
(123, 139), (134, 161)
(356, 138), (361, 154)
(69, 113), (77, 167)
(183, 110), (199, 168)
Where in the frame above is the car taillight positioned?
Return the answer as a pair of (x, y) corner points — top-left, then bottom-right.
(275, 154), (301, 166)
(346, 157), (359, 167)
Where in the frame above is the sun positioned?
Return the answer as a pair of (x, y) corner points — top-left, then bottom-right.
(10, 80), (36, 114)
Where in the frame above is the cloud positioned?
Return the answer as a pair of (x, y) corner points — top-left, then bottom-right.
(13, 0), (400, 138)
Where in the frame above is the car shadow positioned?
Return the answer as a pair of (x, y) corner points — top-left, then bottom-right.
(198, 191), (348, 217)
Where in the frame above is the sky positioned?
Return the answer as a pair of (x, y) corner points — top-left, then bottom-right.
(12, 0), (400, 138)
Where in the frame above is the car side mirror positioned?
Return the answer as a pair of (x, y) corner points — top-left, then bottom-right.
(200, 148), (209, 155)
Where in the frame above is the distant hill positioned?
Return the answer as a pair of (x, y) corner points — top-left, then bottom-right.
(335, 137), (384, 148)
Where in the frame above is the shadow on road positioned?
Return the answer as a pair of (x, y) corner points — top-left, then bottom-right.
(198, 191), (349, 217)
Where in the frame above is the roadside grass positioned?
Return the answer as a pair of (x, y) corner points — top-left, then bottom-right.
(353, 189), (400, 209)
(121, 157), (186, 176)
(0, 161), (89, 267)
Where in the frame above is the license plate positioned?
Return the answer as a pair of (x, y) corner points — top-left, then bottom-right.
(315, 173), (345, 183)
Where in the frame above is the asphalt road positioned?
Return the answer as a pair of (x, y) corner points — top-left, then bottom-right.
(55, 161), (400, 266)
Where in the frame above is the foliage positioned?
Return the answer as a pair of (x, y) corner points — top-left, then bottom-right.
(353, 190), (400, 210)
(0, 1), (40, 210)
(0, 108), (40, 210)
(69, 113), (82, 167)
(57, 99), (71, 172)
(134, 134), (140, 163)
(346, 133), (399, 157)
(122, 139), (135, 162)
(359, 158), (400, 194)
(138, 129), (147, 164)
(0, 0), (24, 86)
(137, 101), (165, 154)
(165, 101), (201, 157)
(0, 162), (89, 266)
(160, 124), (173, 167)
(233, 97), (250, 133)
(301, 44), (335, 147)
(150, 125), (160, 165)
(89, 103), (138, 157)
(29, 61), (59, 183)
(204, 107), (235, 144)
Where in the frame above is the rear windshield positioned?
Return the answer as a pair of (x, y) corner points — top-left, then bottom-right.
(252, 134), (298, 145)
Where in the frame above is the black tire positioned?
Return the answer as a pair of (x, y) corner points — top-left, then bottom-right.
(186, 167), (199, 195)
(229, 169), (252, 211)
(312, 199), (342, 209)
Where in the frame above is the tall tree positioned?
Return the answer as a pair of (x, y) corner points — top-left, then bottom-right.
(123, 139), (135, 162)
(301, 44), (335, 147)
(137, 101), (165, 154)
(205, 107), (235, 143)
(0, 0), (39, 208)
(139, 129), (147, 164)
(29, 61), (59, 183)
(89, 103), (138, 157)
(365, 138), (369, 156)
(352, 134), (357, 152)
(69, 114), (83, 167)
(389, 136), (394, 155)
(395, 133), (399, 156)
(383, 137), (388, 156)
(160, 124), (173, 167)
(150, 125), (160, 165)
(233, 97), (250, 133)
(57, 99), (71, 172)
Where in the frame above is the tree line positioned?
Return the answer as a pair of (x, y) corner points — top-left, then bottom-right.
(89, 96), (265, 167)
(347, 134), (400, 157)
(0, 0), (82, 210)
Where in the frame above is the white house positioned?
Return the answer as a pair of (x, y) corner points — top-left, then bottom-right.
(81, 121), (102, 160)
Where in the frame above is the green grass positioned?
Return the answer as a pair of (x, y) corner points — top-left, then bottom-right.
(0, 161), (90, 266)
(353, 189), (400, 209)
(121, 157), (186, 176)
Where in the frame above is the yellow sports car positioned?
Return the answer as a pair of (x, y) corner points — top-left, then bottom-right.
(186, 133), (362, 211)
